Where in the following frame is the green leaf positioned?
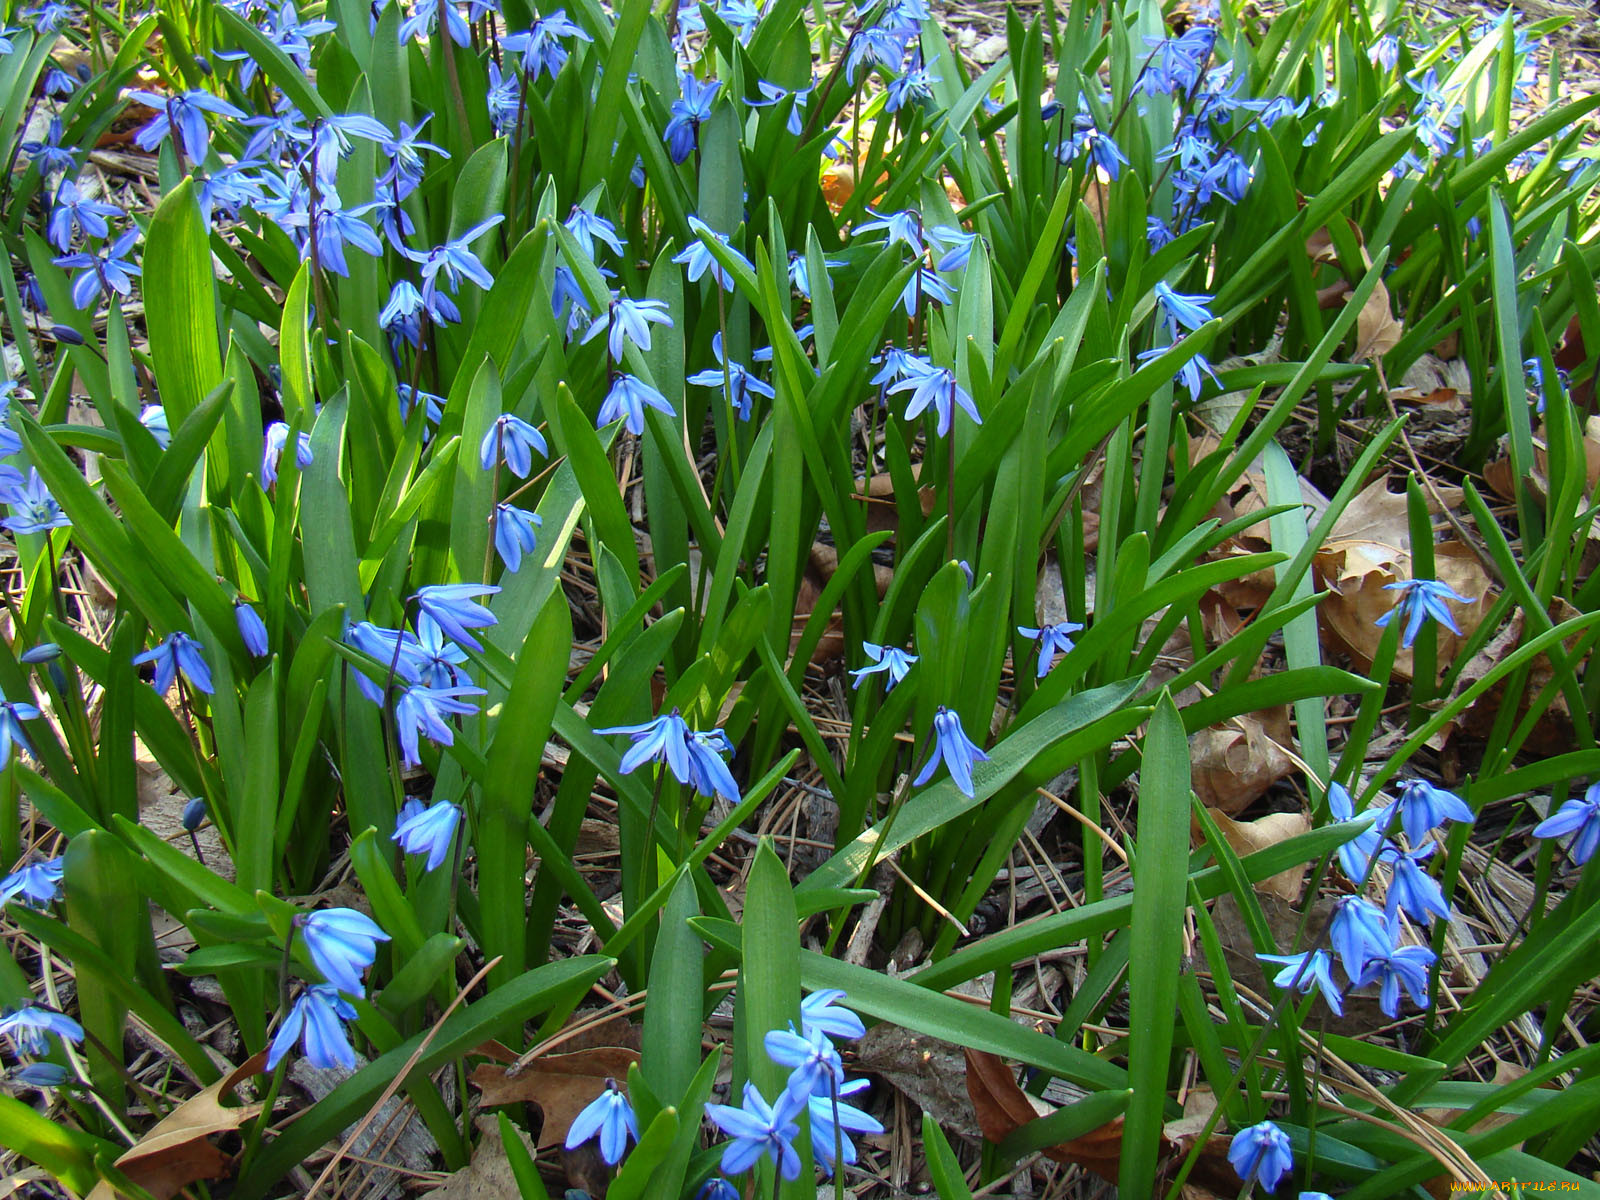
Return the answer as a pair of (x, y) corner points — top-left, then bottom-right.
(143, 179), (223, 432)
(740, 839), (800, 1102)
(1120, 692), (1190, 1197)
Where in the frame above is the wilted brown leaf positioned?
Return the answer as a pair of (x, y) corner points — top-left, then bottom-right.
(1189, 708), (1296, 817)
(1196, 808), (1311, 900)
(86, 1053), (266, 1200)
(472, 1046), (642, 1150)
(1355, 280), (1404, 361)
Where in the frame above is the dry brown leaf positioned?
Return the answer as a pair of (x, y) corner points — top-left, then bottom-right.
(87, 1053), (266, 1200)
(1197, 809), (1310, 900)
(1189, 708), (1296, 817)
(430, 1116), (540, 1200)
(1440, 599), (1584, 756)
(472, 1046), (642, 1150)
(1355, 280), (1403, 361)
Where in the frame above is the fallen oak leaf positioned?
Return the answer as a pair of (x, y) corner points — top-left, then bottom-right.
(472, 1045), (642, 1150)
(86, 1051), (266, 1200)
(1194, 808), (1310, 901)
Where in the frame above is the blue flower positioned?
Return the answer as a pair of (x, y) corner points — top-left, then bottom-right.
(494, 503), (543, 573)
(413, 614), (468, 688)
(0, 1005), (83, 1056)
(1384, 844), (1452, 926)
(1327, 896), (1391, 980)
(1136, 336), (1222, 403)
(912, 706), (990, 798)
(849, 642), (917, 692)
(1392, 779), (1473, 845)
(801, 989), (866, 1041)
(786, 250), (840, 299)
(266, 984), (358, 1071)
(697, 1179), (740, 1200)
(888, 365), (980, 437)
(584, 295), (674, 362)
(1327, 782), (1392, 886)
(765, 1022), (844, 1102)
(46, 181), (123, 252)
(927, 225), (979, 272)
(886, 62), (939, 112)
(479, 414), (549, 478)
(597, 710), (694, 781)
(674, 219), (752, 292)
(1152, 282), (1214, 336)
(598, 373), (677, 435)
(564, 205), (624, 259)
(236, 601), (270, 657)
(20, 116), (76, 177)
(1354, 942), (1435, 1018)
(127, 89), (248, 164)
(854, 208), (924, 254)
(566, 1079), (639, 1165)
(1257, 949), (1344, 1016)
(381, 281), (429, 346)
(297, 907), (390, 998)
(413, 583), (500, 652)
(1227, 1120), (1293, 1193)
(392, 799), (462, 871)
(1533, 782), (1600, 864)
(10, 1062), (69, 1089)
(182, 798), (207, 832)
(134, 631), (214, 695)
(0, 694), (40, 762)
(261, 421), (314, 489)
(54, 228), (141, 310)
(1375, 578), (1470, 648)
(664, 74), (721, 163)
(400, 0), (471, 45)
(404, 216), (503, 302)
(705, 1082), (806, 1179)
(687, 728), (741, 801)
(807, 1077), (883, 1173)
(1017, 621), (1084, 679)
(843, 25), (906, 84)
(140, 404), (171, 448)
(0, 856), (62, 908)
(398, 384), (446, 425)
(686, 332), (774, 420)
(897, 267), (954, 316)
(395, 683), (486, 767)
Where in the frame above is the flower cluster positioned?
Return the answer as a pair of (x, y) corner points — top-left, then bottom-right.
(596, 709), (742, 802)
(269, 906), (392, 1071)
(705, 990), (882, 1180)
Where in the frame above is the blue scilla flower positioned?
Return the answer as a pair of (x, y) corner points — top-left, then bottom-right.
(0, 694), (40, 762)
(134, 631), (214, 695)
(1328, 895), (1391, 980)
(392, 798), (461, 871)
(1152, 282), (1214, 336)
(266, 984), (358, 1071)
(0, 1005), (83, 1056)
(886, 62), (939, 113)
(262, 421), (314, 489)
(897, 267), (954, 317)
(705, 1082), (805, 1180)
(566, 1078), (639, 1165)
(395, 682), (486, 767)
(10, 1062), (69, 1089)
(1384, 844), (1451, 927)
(583, 295), (674, 363)
(1136, 336), (1222, 403)
(414, 614), (468, 688)
(400, 0), (471, 45)
(494, 503), (542, 573)
(1355, 941), (1435, 1018)
(843, 25), (906, 84)
(674, 219), (752, 292)
(697, 1179), (740, 1200)
(1392, 779), (1473, 845)
(1327, 782), (1393, 886)
(801, 989), (866, 1041)
(479, 414), (549, 478)
(849, 642), (917, 692)
(808, 1077), (882, 1173)
(1533, 782), (1600, 865)
(927, 225), (979, 272)
(296, 907), (390, 998)
(1370, 33), (1400, 71)
(687, 729), (742, 802)
(766, 1022), (844, 1102)
(596, 710), (694, 781)
(854, 208), (924, 254)
(598, 373), (676, 435)
(140, 404), (170, 449)
(235, 600), (270, 657)
(399, 384), (446, 425)
(1017, 621), (1085, 679)
(381, 281), (427, 346)
(503, 10), (592, 80)
(786, 250), (840, 300)
(870, 347), (934, 389)
(297, 194), (386, 278)
(0, 856), (62, 908)
(405, 217), (503, 301)
(686, 333), (774, 421)
(1375, 577), (1470, 648)
(413, 583), (500, 652)
(20, 116), (76, 178)
(55, 228), (141, 311)
(1257, 948), (1344, 1016)
(127, 89), (248, 164)
(1228, 1119), (1293, 1193)
(47, 181), (123, 252)
(913, 707), (990, 798)
(565, 205), (624, 259)
(664, 74), (721, 163)
(888, 365), (980, 438)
